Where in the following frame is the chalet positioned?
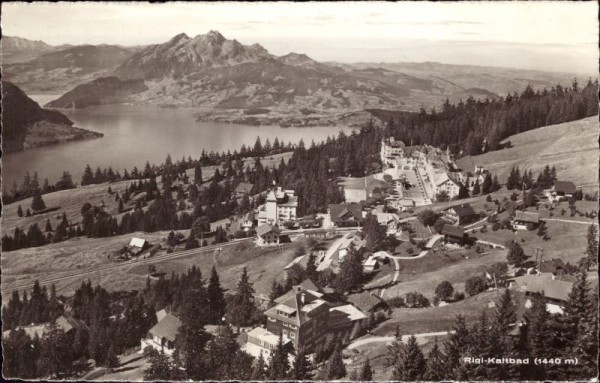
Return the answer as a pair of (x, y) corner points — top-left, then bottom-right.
(140, 310), (180, 356)
(518, 275), (573, 315)
(234, 182), (254, 197)
(256, 224), (281, 246)
(441, 224), (466, 245)
(374, 212), (401, 235)
(328, 203), (364, 227)
(263, 287), (330, 352)
(512, 211), (540, 230)
(445, 203), (479, 226)
(346, 291), (388, 313)
(545, 181), (577, 203)
(128, 237), (149, 255)
(538, 258), (566, 279)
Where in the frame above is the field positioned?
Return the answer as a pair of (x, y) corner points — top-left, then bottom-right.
(456, 116), (598, 192)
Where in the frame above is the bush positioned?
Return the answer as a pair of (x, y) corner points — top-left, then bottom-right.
(405, 291), (430, 308)
(481, 224), (488, 233)
(453, 291), (465, 301)
(492, 222), (500, 231)
(465, 275), (486, 296)
(434, 281), (454, 300)
(486, 195), (493, 202)
(387, 296), (405, 308)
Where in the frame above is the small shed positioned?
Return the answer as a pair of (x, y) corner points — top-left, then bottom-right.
(512, 211), (540, 230)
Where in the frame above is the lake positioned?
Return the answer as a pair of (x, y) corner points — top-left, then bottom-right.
(3, 95), (354, 192)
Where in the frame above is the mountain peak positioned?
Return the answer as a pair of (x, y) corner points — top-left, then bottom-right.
(170, 33), (190, 43)
(205, 30), (225, 44)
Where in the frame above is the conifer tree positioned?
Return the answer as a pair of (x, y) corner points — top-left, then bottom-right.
(585, 224), (598, 269)
(144, 348), (173, 380)
(442, 315), (470, 379)
(226, 267), (256, 328)
(326, 343), (347, 379)
(45, 219), (53, 233)
(251, 352), (267, 380)
(424, 338), (445, 380)
(359, 357), (373, 381)
(31, 190), (46, 212)
(268, 334), (290, 380)
(207, 266), (226, 325)
(17, 205), (23, 217)
(105, 342), (119, 369)
(290, 348), (313, 380)
(391, 335), (425, 381)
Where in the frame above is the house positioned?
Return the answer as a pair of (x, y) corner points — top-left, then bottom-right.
(2, 315), (89, 340)
(327, 304), (368, 340)
(257, 186), (298, 226)
(263, 286), (330, 353)
(363, 254), (381, 272)
(512, 211), (540, 230)
(374, 212), (401, 235)
(274, 279), (324, 304)
(433, 173), (461, 200)
(346, 291), (389, 313)
(328, 203), (364, 227)
(517, 275), (573, 314)
(441, 224), (466, 245)
(393, 199), (415, 212)
(128, 237), (150, 255)
(140, 310), (180, 356)
(538, 259), (566, 279)
(234, 182), (254, 197)
(256, 224), (281, 246)
(244, 327), (293, 360)
(545, 180), (577, 202)
(445, 204), (479, 226)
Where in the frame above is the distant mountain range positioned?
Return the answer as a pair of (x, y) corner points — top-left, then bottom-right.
(1, 32), (585, 126)
(1, 81), (103, 153)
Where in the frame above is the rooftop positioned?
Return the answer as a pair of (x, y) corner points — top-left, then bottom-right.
(247, 327), (291, 347)
(448, 203), (477, 218)
(149, 312), (180, 342)
(441, 224), (466, 237)
(346, 291), (387, 313)
(235, 182), (254, 194)
(328, 203), (363, 222)
(554, 180), (577, 194)
(330, 304), (368, 322)
(256, 223), (280, 237)
(514, 211), (540, 224)
(517, 275), (573, 302)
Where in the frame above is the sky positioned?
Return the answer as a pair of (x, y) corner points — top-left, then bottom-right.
(2, 1), (598, 74)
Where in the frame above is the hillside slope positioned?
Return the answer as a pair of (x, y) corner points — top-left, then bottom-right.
(45, 77), (147, 108)
(3, 44), (134, 93)
(1, 81), (103, 152)
(456, 116), (598, 191)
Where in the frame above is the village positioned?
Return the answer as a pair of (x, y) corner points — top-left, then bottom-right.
(4, 132), (597, 381)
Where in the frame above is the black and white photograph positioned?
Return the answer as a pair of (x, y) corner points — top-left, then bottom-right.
(1, 1), (598, 381)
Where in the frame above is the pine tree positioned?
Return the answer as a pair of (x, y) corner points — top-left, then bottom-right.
(326, 343), (347, 379)
(492, 175), (501, 191)
(105, 342), (119, 369)
(442, 315), (470, 379)
(585, 224), (598, 269)
(81, 164), (95, 186)
(226, 267), (256, 328)
(174, 280), (210, 379)
(207, 266), (226, 325)
(290, 348), (313, 380)
(31, 190), (46, 211)
(391, 335), (425, 380)
(506, 240), (527, 266)
(45, 219), (53, 233)
(494, 289), (517, 347)
(333, 244), (364, 294)
(306, 251), (318, 281)
(359, 357), (373, 381)
(472, 179), (481, 195)
(17, 205), (23, 217)
(144, 348), (173, 380)
(424, 338), (445, 380)
(268, 333), (290, 380)
(251, 352), (267, 380)
(39, 322), (73, 378)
